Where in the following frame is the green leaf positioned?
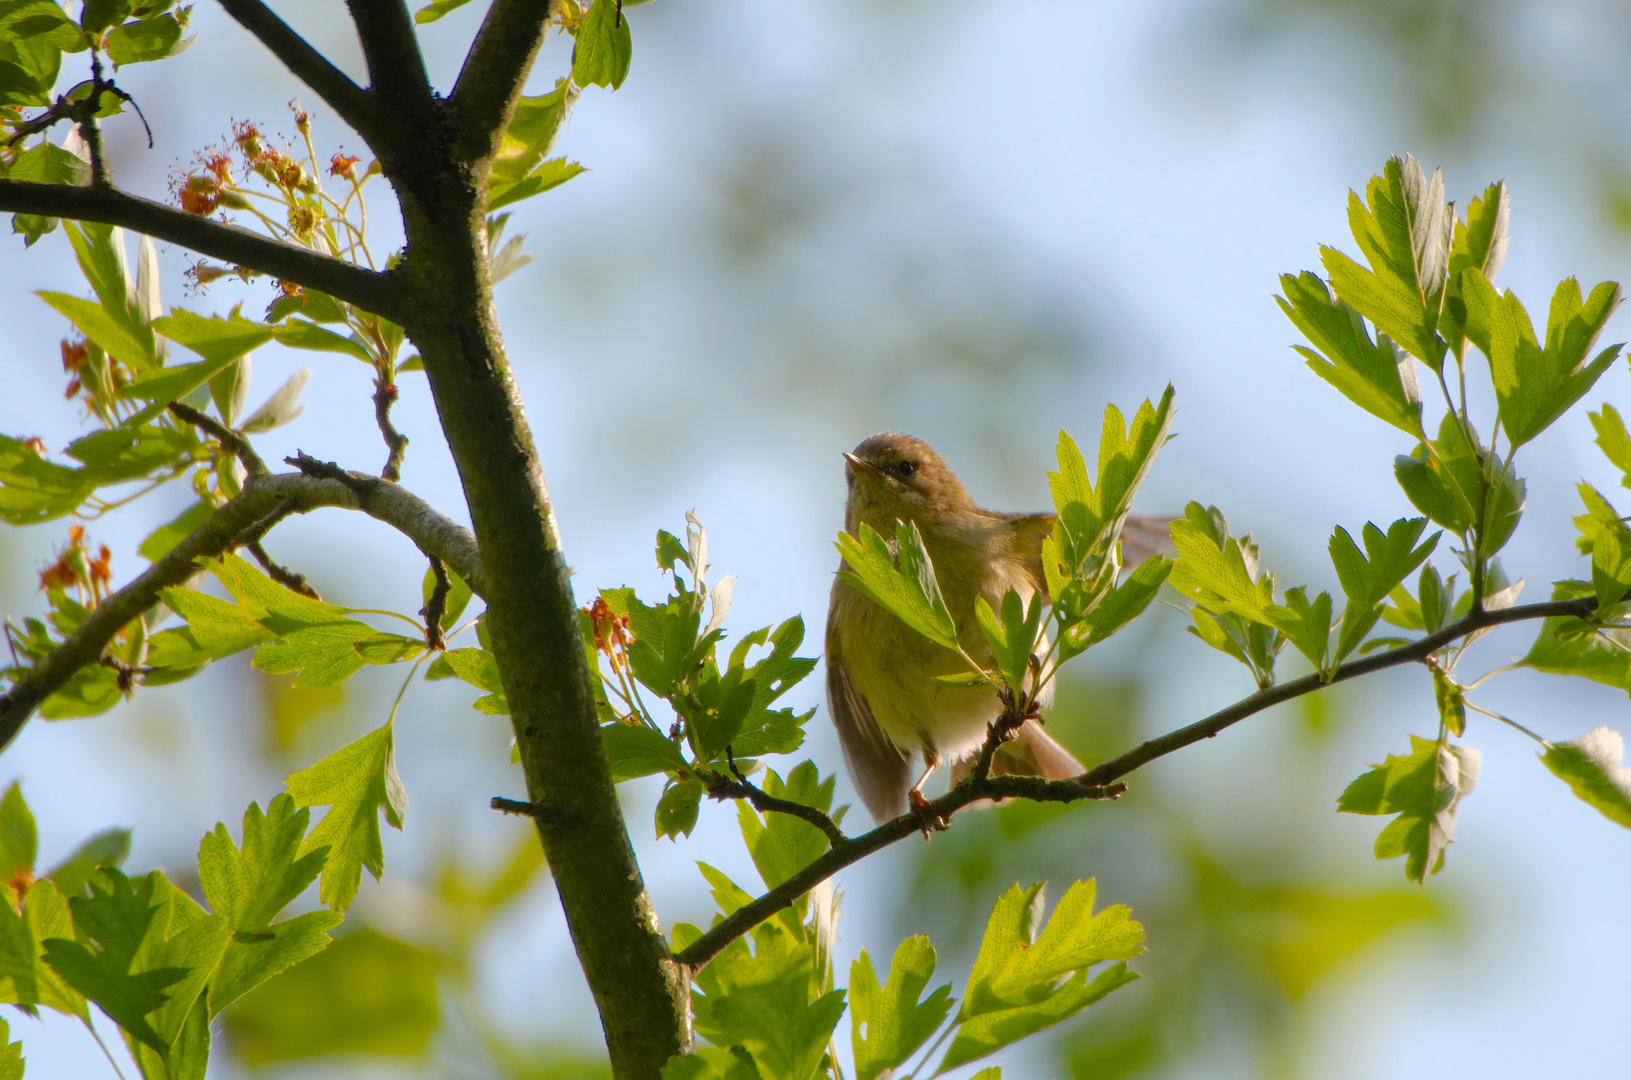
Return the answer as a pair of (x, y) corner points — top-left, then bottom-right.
(48, 827), (130, 895)
(1063, 554), (1167, 655)
(1540, 726), (1631, 828)
(1521, 588), (1631, 692)
(696, 863), (754, 917)
(488, 156), (587, 212)
(941, 880), (1143, 1073)
(1440, 181), (1509, 353)
(1271, 586), (1332, 671)
(572, 0), (631, 90)
(0, 879), (85, 1016)
(105, 12), (185, 64)
(738, 762), (834, 891)
(152, 309), (275, 365)
(65, 424), (195, 484)
(1432, 669), (1466, 738)
(692, 921), (845, 1080)
(0, 434), (99, 523)
(198, 794), (342, 1013)
(420, 563), (472, 630)
(38, 290), (154, 371)
(43, 869), (231, 1055)
(1590, 404), (1631, 485)
(1278, 271), (1423, 434)
(1047, 389), (1175, 570)
(1462, 270), (1623, 449)
(602, 723), (688, 782)
(974, 588), (1042, 693)
(939, 964), (1137, 1075)
(1337, 735), (1479, 882)
(146, 587), (273, 672)
(7, 140), (88, 186)
(1319, 155), (1449, 370)
(412, 0), (471, 22)
(222, 927), (439, 1064)
(656, 778), (703, 840)
(62, 222), (150, 351)
(1168, 502), (1277, 625)
(836, 520), (959, 653)
(139, 499), (212, 561)
(285, 721), (407, 911)
(850, 936), (953, 1080)
(1329, 518), (1439, 611)
(0, 1014), (24, 1079)
(0, 782), (36, 883)
(271, 319), (374, 364)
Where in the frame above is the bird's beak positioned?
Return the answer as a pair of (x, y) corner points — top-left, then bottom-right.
(843, 452), (884, 476)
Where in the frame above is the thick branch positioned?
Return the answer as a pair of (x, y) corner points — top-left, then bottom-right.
(448, 0), (556, 164)
(674, 594), (1598, 971)
(345, 0), (436, 130)
(0, 469), (484, 753)
(214, 0), (380, 144)
(0, 181), (402, 319)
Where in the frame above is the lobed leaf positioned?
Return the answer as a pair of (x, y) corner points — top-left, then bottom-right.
(849, 936), (953, 1080)
(1540, 727), (1631, 828)
(285, 722), (407, 911)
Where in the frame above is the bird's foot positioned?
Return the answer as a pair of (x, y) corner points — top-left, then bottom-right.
(908, 789), (949, 839)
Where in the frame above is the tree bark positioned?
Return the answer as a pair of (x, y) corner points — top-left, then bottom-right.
(391, 161), (690, 1076)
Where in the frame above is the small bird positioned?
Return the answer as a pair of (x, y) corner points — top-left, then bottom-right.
(826, 432), (1168, 824)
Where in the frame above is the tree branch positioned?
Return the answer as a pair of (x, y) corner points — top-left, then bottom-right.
(345, 0), (436, 131)
(673, 594), (1599, 971)
(0, 468), (485, 753)
(448, 0), (557, 164)
(168, 401), (267, 476)
(214, 0), (379, 142)
(0, 181), (402, 319)
(706, 772), (849, 848)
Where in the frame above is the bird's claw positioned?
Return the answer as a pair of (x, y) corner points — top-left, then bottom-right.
(909, 789), (949, 839)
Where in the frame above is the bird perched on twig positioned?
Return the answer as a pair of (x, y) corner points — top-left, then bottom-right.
(826, 433), (1169, 825)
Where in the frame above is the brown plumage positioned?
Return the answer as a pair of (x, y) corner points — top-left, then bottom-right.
(826, 432), (1167, 823)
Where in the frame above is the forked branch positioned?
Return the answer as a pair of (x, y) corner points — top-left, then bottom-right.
(214, 0), (378, 142)
(0, 468), (484, 752)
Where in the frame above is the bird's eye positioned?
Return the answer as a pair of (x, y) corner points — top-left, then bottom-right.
(893, 461), (917, 479)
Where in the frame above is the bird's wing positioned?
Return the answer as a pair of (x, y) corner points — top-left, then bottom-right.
(826, 627), (912, 824)
(994, 511), (1176, 589)
(1121, 513), (1176, 565)
(995, 512), (1056, 594)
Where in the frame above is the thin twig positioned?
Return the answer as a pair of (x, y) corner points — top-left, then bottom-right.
(373, 378), (408, 481)
(168, 401), (268, 476)
(706, 771), (848, 848)
(82, 51), (112, 188)
(490, 795), (572, 827)
(423, 554), (449, 650)
(285, 451), (377, 505)
(247, 540), (321, 599)
(673, 592), (1606, 972)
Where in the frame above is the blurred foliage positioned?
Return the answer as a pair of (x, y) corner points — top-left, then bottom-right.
(1192, 0), (1631, 235)
(905, 673), (1457, 1079)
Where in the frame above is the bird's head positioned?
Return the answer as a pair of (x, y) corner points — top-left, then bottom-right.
(843, 432), (976, 531)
